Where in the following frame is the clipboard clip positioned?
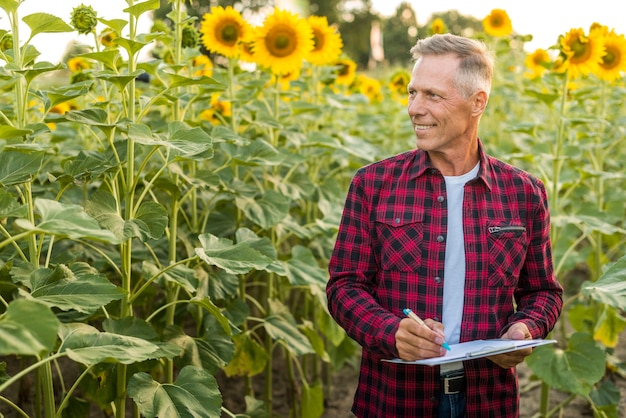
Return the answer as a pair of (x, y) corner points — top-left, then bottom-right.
(467, 344), (516, 357)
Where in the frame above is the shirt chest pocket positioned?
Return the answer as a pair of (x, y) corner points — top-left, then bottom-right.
(374, 212), (424, 272)
(488, 222), (529, 286)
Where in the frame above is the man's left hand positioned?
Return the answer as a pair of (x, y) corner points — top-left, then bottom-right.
(488, 322), (532, 369)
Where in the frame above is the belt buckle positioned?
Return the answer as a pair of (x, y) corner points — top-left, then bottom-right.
(442, 374), (464, 394)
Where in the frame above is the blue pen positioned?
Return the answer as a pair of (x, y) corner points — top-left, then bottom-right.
(403, 308), (451, 351)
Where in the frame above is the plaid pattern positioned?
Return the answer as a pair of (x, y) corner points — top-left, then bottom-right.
(327, 142), (563, 417)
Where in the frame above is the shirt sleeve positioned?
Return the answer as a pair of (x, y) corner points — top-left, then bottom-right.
(507, 179), (563, 338)
(326, 170), (401, 358)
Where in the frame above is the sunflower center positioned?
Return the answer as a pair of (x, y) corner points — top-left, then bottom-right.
(600, 46), (619, 69)
(266, 25), (298, 57)
(491, 17), (503, 27)
(569, 38), (592, 64)
(217, 22), (240, 46)
(312, 29), (324, 52)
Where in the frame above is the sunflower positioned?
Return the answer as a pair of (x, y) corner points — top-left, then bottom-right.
(200, 94), (232, 125)
(524, 48), (551, 79)
(482, 9), (512, 37)
(353, 74), (382, 103)
(252, 8), (314, 75)
(595, 30), (626, 82)
(238, 31), (256, 64)
(559, 28), (605, 79)
(430, 18), (447, 35)
(192, 54), (213, 77)
(332, 57), (357, 86)
(99, 28), (118, 48)
(200, 6), (250, 59)
(306, 15), (343, 66)
(67, 56), (91, 72)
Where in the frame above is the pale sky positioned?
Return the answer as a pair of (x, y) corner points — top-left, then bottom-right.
(1, 0), (624, 63)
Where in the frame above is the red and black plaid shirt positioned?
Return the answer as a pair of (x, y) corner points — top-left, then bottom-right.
(327, 141), (563, 417)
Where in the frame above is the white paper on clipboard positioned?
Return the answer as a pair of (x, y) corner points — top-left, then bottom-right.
(383, 339), (556, 366)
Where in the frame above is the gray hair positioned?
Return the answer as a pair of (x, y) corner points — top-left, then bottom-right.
(410, 34), (494, 98)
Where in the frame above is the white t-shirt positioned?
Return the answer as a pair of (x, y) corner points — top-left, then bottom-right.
(440, 162), (480, 373)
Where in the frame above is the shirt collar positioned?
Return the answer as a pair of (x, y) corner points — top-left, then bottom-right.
(408, 139), (493, 191)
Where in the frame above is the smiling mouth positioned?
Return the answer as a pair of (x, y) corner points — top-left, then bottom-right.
(414, 124), (436, 131)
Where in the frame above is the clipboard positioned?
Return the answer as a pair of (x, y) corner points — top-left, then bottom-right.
(383, 338), (556, 366)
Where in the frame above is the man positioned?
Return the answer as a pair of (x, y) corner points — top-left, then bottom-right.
(326, 34), (563, 417)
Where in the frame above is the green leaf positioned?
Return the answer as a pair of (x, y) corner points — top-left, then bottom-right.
(114, 37), (148, 57)
(14, 198), (120, 243)
(128, 366), (222, 418)
(527, 332), (606, 396)
(593, 305), (626, 348)
(60, 323), (171, 366)
(63, 108), (112, 127)
(23, 265), (125, 314)
(45, 82), (92, 108)
(84, 190), (125, 240)
(283, 245), (327, 287)
(95, 70), (145, 91)
(166, 122), (214, 160)
(143, 262), (197, 294)
(301, 382), (324, 418)
(0, 189), (26, 218)
(195, 233), (272, 275)
(22, 12), (73, 40)
(166, 319), (234, 373)
(97, 17), (128, 34)
(126, 201), (168, 241)
(189, 297), (233, 336)
(0, 125), (32, 140)
(235, 189), (291, 229)
(78, 50), (122, 71)
(123, 0), (160, 19)
(264, 300), (314, 356)
(13, 61), (64, 84)
(167, 73), (222, 89)
(0, 0), (19, 14)
(0, 299), (59, 357)
(583, 255), (626, 310)
(0, 147), (44, 187)
(299, 320), (330, 362)
(223, 333), (268, 377)
(103, 318), (182, 359)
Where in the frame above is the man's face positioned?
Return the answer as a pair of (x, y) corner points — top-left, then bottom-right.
(407, 54), (479, 154)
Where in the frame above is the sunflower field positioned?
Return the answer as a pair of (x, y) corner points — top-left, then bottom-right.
(0, 1), (625, 417)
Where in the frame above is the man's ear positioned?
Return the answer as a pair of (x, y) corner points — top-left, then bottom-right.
(472, 91), (488, 116)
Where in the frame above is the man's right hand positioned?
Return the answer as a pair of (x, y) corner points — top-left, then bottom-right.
(395, 317), (448, 361)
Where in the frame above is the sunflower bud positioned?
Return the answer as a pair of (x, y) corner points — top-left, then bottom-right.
(0, 32), (13, 52)
(151, 20), (170, 36)
(181, 25), (199, 49)
(71, 4), (98, 35)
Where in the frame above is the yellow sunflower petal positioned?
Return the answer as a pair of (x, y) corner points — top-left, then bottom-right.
(482, 9), (512, 37)
(200, 6), (250, 58)
(560, 28), (606, 79)
(524, 48), (551, 79)
(333, 57), (357, 86)
(252, 8), (314, 75)
(430, 18), (447, 35)
(596, 31), (626, 82)
(306, 15), (343, 66)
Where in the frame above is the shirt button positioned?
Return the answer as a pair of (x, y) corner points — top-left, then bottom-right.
(437, 195), (444, 203)
(434, 276), (441, 283)
(433, 317), (440, 322)
(437, 235), (445, 242)
(394, 218), (401, 224)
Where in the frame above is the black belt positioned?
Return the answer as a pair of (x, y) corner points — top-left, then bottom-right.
(440, 371), (465, 394)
